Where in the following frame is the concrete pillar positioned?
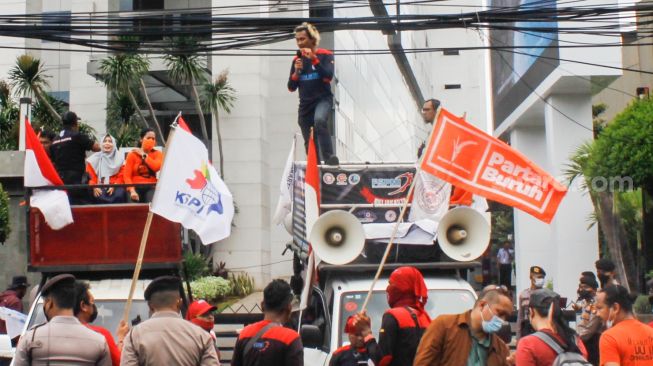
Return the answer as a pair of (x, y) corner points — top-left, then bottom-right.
(510, 126), (553, 297)
(543, 94), (599, 301)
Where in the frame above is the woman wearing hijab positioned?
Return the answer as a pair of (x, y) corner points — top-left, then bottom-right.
(124, 128), (163, 203)
(86, 134), (126, 203)
(355, 266), (431, 366)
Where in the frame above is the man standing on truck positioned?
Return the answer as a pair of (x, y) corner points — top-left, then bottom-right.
(355, 266), (431, 366)
(232, 279), (303, 366)
(120, 276), (218, 366)
(413, 285), (512, 366)
(14, 274), (112, 366)
(73, 281), (124, 366)
(0, 276), (29, 335)
(288, 22), (338, 165)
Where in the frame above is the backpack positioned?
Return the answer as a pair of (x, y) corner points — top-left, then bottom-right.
(532, 332), (592, 366)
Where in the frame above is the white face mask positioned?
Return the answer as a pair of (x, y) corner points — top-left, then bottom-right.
(606, 308), (614, 329)
(534, 278), (545, 288)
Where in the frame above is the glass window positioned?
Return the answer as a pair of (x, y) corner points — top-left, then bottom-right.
(28, 300), (150, 339)
(337, 289), (475, 347)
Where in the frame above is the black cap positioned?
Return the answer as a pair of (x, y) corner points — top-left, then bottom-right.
(8, 276), (29, 290)
(41, 274), (75, 296)
(580, 274), (599, 289)
(595, 258), (616, 272)
(62, 111), (80, 126)
(144, 276), (181, 301)
(530, 266), (546, 276)
(529, 288), (560, 308)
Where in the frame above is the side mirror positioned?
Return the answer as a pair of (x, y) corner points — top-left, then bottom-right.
(300, 324), (323, 349)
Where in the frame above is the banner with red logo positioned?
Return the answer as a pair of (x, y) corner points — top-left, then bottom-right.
(420, 108), (567, 223)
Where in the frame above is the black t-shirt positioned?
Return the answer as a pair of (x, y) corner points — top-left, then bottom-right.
(51, 128), (94, 179)
(330, 339), (382, 366)
(232, 321), (303, 366)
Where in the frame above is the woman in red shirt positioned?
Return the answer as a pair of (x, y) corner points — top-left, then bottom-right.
(515, 289), (588, 366)
(86, 134), (125, 203)
(124, 128), (163, 203)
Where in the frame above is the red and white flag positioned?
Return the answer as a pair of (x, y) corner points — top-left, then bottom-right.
(23, 117), (73, 230)
(300, 131), (320, 310)
(421, 108), (567, 223)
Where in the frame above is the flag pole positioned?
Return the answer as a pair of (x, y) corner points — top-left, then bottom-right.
(122, 121), (179, 323)
(360, 108), (442, 313)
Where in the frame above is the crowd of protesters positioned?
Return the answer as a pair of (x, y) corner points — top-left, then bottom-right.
(38, 110), (162, 205)
(2, 258), (653, 365)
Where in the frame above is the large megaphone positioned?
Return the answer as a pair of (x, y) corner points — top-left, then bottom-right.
(437, 207), (490, 261)
(309, 210), (365, 265)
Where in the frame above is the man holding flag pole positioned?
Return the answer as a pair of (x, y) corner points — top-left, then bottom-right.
(347, 104), (568, 364)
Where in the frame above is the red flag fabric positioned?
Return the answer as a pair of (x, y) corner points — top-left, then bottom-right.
(24, 117), (63, 186)
(420, 108), (567, 223)
(23, 116), (73, 230)
(177, 115), (191, 133)
(300, 130), (320, 310)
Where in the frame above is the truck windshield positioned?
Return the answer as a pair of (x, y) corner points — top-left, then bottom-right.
(28, 300), (150, 339)
(338, 289), (475, 347)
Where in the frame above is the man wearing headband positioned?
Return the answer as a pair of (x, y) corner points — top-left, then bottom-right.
(288, 22), (338, 165)
(232, 279), (303, 366)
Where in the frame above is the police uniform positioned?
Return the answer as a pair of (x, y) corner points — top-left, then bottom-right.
(517, 266), (545, 339)
(13, 274), (111, 366)
(119, 276), (219, 366)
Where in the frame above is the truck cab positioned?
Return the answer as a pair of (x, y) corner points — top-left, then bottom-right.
(299, 262), (479, 366)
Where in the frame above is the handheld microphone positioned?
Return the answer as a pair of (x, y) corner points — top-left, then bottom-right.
(296, 50), (303, 74)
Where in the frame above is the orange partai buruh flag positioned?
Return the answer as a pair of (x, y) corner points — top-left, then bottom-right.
(420, 108), (567, 223)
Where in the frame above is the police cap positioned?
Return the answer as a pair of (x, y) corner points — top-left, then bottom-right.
(41, 274), (75, 296)
(530, 266), (546, 276)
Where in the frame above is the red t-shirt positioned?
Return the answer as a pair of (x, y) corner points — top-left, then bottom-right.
(600, 319), (653, 366)
(516, 329), (588, 366)
(85, 323), (121, 366)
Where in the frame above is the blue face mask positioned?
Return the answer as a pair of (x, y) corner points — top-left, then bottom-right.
(481, 304), (505, 334)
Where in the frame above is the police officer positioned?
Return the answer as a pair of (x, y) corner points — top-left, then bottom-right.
(120, 276), (218, 366)
(13, 274), (111, 366)
(50, 111), (100, 184)
(517, 265), (546, 339)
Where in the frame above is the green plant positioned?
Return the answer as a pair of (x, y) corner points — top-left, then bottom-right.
(0, 183), (10, 244)
(213, 261), (228, 279)
(183, 251), (210, 281)
(229, 272), (254, 298)
(9, 55), (60, 122)
(164, 37), (209, 143)
(545, 279), (554, 291)
(634, 294), (652, 315)
(190, 276), (232, 304)
(201, 69), (237, 177)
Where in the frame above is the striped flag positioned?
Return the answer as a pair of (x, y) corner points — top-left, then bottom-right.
(300, 131), (320, 310)
(23, 116), (73, 229)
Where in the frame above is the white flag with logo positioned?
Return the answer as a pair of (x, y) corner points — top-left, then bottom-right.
(272, 139), (295, 226)
(151, 127), (234, 244)
(408, 170), (451, 224)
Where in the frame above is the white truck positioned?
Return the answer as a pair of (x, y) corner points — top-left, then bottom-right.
(298, 262), (478, 365)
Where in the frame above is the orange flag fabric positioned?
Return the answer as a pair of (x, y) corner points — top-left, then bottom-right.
(420, 108), (567, 223)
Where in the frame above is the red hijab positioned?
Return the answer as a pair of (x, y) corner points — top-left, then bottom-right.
(386, 266), (429, 312)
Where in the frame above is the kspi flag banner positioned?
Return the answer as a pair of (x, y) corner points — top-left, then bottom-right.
(420, 108), (567, 223)
(151, 126), (234, 244)
(272, 138), (296, 226)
